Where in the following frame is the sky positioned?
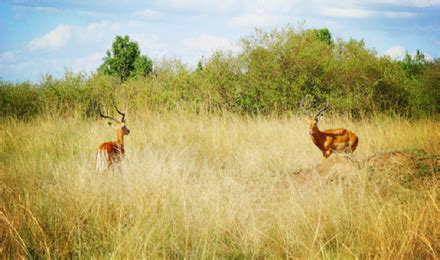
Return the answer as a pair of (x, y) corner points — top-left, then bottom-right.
(1, 0), (439, 82)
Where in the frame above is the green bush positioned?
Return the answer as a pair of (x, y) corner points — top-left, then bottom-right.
(1, 25), (438, 120)
(0, 81), (41, 119)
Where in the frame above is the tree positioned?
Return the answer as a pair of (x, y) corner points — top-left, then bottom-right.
(98, 35), (153, 81)
(133, 55), (153, 77)
(400, 50), (426, 78)
(316, 28), (332, 45)
(196, 60), (203, 72)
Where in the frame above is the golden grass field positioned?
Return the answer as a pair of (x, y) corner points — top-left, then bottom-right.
(1, 111), (439, 258)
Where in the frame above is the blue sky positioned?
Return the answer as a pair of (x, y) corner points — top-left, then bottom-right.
(1, 0), (439, 82)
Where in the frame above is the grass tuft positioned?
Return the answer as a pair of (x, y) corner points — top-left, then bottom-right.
(0, 112), (439, 258)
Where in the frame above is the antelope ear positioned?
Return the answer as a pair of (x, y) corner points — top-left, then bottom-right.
(108, 122), (116, 128)
(318, 113), (325, 122)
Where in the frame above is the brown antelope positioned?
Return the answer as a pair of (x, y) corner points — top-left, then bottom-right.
(301, 99), (358, 158)
(96, 106), (130, 172)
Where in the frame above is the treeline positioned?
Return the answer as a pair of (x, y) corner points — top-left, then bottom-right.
(1, 26), (439, 119)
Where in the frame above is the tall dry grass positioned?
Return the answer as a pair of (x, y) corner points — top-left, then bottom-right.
(0, 112), (439, 258)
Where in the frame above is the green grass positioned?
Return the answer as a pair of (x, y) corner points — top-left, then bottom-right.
(0, 112), (439, 258)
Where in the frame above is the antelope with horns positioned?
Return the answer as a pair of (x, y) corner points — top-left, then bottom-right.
(96, 106), (130, 172)
(300, 99), (358, 158)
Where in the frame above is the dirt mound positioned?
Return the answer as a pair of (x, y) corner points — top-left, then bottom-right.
(366, 150), (439, 188)
(289, 150), (439, 188)
(289, 155), (361, 184)
(367, 151), (414, 170)
(316, 155), (360, 177)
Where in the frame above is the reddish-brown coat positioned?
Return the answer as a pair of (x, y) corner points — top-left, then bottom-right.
(308, 119), (358, 158)
(98, 141), (125, 163)
(96, 121), (130, 172)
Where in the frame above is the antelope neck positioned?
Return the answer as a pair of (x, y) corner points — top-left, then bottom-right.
(311, 129), (323, 139)
(116, 130), (124, 146)
(310, 125), (321, 135)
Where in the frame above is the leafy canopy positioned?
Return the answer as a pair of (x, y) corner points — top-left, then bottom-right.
(399, 50), (426, 78)
(316, 28), (332, 45)
(98, 35), (153, 81)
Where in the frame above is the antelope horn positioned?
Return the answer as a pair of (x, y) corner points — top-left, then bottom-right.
(114, 105), (126, 122)
(315, 101), (330, 120)
(99, 108), (120, 123)
(300, 97), (311, 117)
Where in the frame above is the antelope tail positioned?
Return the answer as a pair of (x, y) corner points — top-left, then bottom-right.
(96, 151), (108, 173)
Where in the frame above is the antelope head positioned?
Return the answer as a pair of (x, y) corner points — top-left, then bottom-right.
(100, 106), (130, 138)
(299, 97), (358, 158)
(300, 98), (330, 135)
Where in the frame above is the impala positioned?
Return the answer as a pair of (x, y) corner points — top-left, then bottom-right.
(301, 99), (358, 158)
(96, 106), (130, 172)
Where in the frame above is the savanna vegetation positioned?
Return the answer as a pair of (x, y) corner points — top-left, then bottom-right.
(0, 25), (439, 258)
(0, 26), (439, 119)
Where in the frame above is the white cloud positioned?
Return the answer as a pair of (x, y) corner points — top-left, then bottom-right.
(378, 0), (440, 7)
(383, 45), (406, 60)
(225, 0), (300, 28)
(383, 11), (416, 18)
(27, 21), (117, 53)
(77, 10), (113, 19)
(1, 51), (104, 81)
(8, 20), (168, 82)
(242, 0), (299, 13)
(158, 0), (302, 14)
(131, 34), (165, 53)
(73, 21), (120, 44)
(318, 0), (440, 7)
(383, 46), (434, 61)
(424, 53), (433, 60)
(183, 35), (236, 53)
(229, 13), (288, 27)
(67, 52), (103, 73)
(28, 24), (73, 50)
(0, 51), (15, 62)
(323, 7), (374, 18)
(158, 0), (238, 12)
(321, 7), (416, 19)
(14, 5), (61, 14)
(133, 9), (163, 19)
(26, 20), (164, 54)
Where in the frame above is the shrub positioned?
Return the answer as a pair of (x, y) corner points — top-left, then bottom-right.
(1, 25), (438, 119)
